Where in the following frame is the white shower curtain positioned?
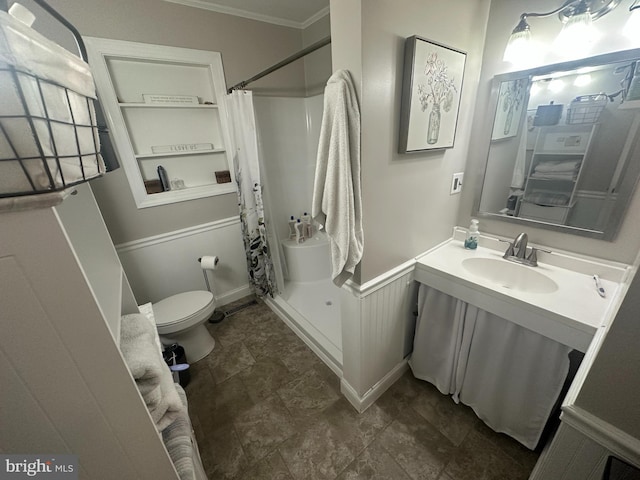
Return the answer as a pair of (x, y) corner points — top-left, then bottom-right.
(226, 90), (277, 297)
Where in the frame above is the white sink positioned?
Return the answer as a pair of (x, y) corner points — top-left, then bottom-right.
(462, 257), (558, 294)
(414, 229), (629, 352)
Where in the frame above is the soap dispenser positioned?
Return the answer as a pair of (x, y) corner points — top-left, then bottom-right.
(465, 219), (479, 250)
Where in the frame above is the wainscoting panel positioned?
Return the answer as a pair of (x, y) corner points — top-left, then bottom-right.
(116, 218), (251, 305)
(361, 269), (416, 391)
(341, 262), (417, 411)
(530, 421), (609, 480)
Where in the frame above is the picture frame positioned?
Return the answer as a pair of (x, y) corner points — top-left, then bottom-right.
(491, 78), (529, 140)
(399, 36), (466, 153)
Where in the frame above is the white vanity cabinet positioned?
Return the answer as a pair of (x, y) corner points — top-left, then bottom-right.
(519, 124), (597, 224)
(0, 186), (179, 479)
(85, 37), (236, 209)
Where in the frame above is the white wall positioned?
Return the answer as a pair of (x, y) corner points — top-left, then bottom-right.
(331, 0), (492, 283)
(115, 219), (251, 306)
(0, 189), (178, 477)
(303, 14), (332, 96)
(460, 0), (640, 264)
(576, 265), (640, 440)
(254, 95), (324, 246)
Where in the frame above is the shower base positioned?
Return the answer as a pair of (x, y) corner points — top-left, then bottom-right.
(265, 278), (342, 375)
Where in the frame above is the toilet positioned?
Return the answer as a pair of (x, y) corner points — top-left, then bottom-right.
(153, 290), (216, 363)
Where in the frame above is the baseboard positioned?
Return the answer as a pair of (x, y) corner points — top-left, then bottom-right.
(341, 359), (409, 413)
(218, 284), (253, 307)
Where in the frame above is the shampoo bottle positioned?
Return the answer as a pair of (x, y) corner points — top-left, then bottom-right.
(295, 219), (305, 244)
(301, 212), (313, 239)
(288, 216), (297, 240)
(464, 219), (479, 250)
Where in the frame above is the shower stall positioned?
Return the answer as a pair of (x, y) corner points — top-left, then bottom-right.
(254, 93), (343, 373)
(230, 35), (343, 374)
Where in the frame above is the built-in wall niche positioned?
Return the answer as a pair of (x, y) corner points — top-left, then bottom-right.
(85, 38), (236, 208)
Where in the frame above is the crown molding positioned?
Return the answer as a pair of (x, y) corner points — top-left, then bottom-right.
(163, 0), (328, 29)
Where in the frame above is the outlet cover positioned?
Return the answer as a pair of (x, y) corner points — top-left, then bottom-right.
(451, 172), (464, 194)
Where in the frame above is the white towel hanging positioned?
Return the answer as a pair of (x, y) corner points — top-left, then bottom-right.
(311, 69), (363, 286)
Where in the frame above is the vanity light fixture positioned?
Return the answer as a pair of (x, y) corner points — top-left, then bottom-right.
(504, 0), (639, 63)
(553, 0), (595, 55)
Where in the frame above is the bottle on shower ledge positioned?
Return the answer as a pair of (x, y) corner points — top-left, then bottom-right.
(288, 215), (297, 240)
(301, 212), (313, 239)
(295, 219), (305, 244)
(464, 219), (479, 250)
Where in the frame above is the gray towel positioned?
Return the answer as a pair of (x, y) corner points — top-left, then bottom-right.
(119, 313), (163, 396)
(162, 385), (195, 480)
(120, 313), (184, 432)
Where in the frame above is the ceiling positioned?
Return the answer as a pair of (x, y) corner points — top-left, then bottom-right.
(163, 0), (330, 29)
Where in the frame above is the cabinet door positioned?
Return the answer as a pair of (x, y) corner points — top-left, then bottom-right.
(86, 37), (236, 208)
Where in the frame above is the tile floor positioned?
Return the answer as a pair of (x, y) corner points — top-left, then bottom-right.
(185, 297), (540, 480)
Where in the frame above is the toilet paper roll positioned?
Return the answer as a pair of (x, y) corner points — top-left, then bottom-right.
(200, 255), (219, 270)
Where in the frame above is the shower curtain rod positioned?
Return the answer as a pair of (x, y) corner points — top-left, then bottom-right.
(227, 35), (331, 93)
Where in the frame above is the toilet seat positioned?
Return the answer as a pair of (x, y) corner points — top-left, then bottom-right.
(154, 291), (215, 334)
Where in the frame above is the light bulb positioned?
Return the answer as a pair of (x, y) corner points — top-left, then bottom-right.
(504, 17), (531, 63)
(548, 79), (566, 93)
(555, 10), (594, 57)
(530, 83), (542, 97)
(574, 73), (592, 87)
(623, 9), (640, 43)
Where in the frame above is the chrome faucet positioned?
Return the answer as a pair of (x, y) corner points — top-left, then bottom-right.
(513, 232), (528, 259)
(501, 232), (551, 267)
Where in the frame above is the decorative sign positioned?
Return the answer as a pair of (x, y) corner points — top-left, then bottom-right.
(143, 94), (199, 105)
(151, 143), (214, 154)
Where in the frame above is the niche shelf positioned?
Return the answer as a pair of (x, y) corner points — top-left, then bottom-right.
(85, 38), (236, 208)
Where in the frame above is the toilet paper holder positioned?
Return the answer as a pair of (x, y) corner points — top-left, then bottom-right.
(198, 256), (225, 323)
(198, 255), (218, 291)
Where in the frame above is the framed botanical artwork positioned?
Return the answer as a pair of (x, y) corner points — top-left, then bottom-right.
(399, 36), (466, 153)
(491, 78), (529, 141)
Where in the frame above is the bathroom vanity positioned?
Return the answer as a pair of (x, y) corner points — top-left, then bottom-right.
(411, 227), (631, 449)
(415, 228), (629, 352)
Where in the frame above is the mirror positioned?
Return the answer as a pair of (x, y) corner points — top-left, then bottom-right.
(475, 48), (640, 240)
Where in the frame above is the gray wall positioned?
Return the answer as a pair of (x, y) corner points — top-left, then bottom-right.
(22, 0), (318, 244)
(576, 267), (640, 440)
(330, 0), (492, 283)
(459, 0), (640, 264)
(303, 14), (332, 96)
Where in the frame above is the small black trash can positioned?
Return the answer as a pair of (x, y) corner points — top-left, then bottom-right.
(163, 343), (190, 388)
